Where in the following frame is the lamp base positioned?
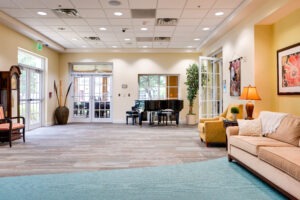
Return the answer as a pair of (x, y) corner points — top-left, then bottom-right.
(245, 102), (254, 120)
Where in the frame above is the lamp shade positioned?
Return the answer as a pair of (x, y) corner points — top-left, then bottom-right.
(240, 85), (261, 100)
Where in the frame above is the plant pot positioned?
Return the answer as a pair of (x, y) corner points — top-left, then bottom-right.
(186, 114), (197, 125)
(55, 106), (69, 125)
(232, 113), (237, 121)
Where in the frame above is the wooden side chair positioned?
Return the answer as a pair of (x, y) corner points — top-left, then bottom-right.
(0, 105), (25, 147)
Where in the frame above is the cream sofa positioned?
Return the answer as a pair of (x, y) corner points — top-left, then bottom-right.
(226, 113), (300, 199)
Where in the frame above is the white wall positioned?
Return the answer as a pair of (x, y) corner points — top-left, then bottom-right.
(59, 52), (200, 123)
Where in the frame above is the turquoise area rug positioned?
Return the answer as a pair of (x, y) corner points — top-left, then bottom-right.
(0, 158), (286, 200)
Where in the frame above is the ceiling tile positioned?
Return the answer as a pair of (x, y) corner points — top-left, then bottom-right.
(41, 0), (74, 9)
(2, 8), (35, 18)
(18, 18), (44, 26)
(214, 0), (243, 8)
(63, 18), (88, 26)
(109, 19), (132, 26)
(171, 36), (194, 41)
(154, 32), (173, 37)
(185, 0), (216, 9)
(132, 19), (155, 26)
(70, 0), (102, 8)
(128, 0), (157, 9)
(134, 32), (154, 37)
(177, 19), (200, 26)
(206, 8), (232, 18)
(99, 33), (118, 42)
(49, 25), (73, 32)
(39, 18), (66, 26)
(200, 18), (224, 26)
(31, 25), (52, 32)
(156, 9), (183, 18)
(157, 0), (186, 9)
(76, 31), (97, 37)
(174, 26), (197, 32)
(13, 0), (47, 8)
(77, 9), (106, 18)
(155, 26), (176, 32)
(27, 9), (58, 18)
(71, 26), (93, 32)
(0, 0), (18, 8)
(181, 9), (208, 18)
(85, 19), (110, 26)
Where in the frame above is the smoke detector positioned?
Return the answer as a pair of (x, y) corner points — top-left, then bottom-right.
(52, 9), (80, 18)
(108, 0), (121, 6)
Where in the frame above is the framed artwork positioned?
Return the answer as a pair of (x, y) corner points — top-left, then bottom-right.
(229, 58), (241, 96)
(277, 43), (300, 95)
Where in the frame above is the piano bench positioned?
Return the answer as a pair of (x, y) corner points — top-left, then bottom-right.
(158, 112), (168, 125)
(126, 111), (139, 125)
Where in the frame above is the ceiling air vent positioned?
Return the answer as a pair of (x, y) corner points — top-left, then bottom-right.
(156, 18), (178, 26)
(136, 37), (153, 42)
(131, 9), (156, 18)
(52, 9), (80, 18)
(83, 36), (101, 41)
(154, 37), (171, 42)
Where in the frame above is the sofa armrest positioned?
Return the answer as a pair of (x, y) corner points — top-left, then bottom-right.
(199, 117), (220, 123)
(226, 126), (239, 137)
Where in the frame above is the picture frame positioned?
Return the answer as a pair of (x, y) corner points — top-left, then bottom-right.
(277, 42), (300, 95)
(229, 58), (241, 96)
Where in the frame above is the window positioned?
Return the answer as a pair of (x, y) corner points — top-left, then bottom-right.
(138, 75), (179, 100)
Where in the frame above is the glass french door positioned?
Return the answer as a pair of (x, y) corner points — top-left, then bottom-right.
(72, 75), (112, 122)
(20, 68), (43, 130)
(199, 56), (223, 119)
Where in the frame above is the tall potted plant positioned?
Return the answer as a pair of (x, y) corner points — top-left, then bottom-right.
(54, 80), (72, 125)
(184, 63), (199, 125)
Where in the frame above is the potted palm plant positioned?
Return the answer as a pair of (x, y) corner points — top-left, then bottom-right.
(184, 63), (199, 125)
(54, 80), (72, 125)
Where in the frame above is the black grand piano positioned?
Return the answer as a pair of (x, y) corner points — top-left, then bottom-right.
(134, 100), (184, 125)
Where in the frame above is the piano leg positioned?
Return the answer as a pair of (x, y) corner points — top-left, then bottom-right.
(175, 112), (179, 125)
(139, 113), (143, 125)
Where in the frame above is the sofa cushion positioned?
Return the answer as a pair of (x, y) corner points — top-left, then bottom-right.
(229, 136), (293, 156)
(258, 147), (300, 182)
(267, 114), (300, 146)
(237, 119), (261, 136)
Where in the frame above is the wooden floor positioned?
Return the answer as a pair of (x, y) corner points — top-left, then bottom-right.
(0, 123), (227, 177)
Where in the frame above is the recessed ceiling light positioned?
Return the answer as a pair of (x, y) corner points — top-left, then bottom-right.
(142, 46), (148, 48)
(82, 45), (87, 48)
(202, 27), (210, 31)
(114, 12), (123, 16)
(187, 46), (193, 48)
(124, 38), (130, 41)
(112, 46), (117, 48)
(71, 38), (78, 41)
(215, 11), (224, 16)
(99, 27), (107, 31)
(194, 38), (200, 41)
(37, 11), (47, 16)
(140, 27), (148, 31)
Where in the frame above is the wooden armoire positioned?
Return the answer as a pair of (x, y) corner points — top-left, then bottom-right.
(0, 65), (21, 118)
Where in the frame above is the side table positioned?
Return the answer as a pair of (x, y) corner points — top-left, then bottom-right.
(223, 120), (238, 150)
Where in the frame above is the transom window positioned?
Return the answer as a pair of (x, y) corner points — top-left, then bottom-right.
(138, 75), (179, 100)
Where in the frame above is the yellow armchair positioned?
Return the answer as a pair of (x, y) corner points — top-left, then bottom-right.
(198, 104), (243, 147)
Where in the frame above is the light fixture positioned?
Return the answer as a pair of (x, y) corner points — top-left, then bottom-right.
(37, 11), (47, 16)
(124, 38), (130, 41)
(82, 45), (87, 48)
(215, 11), (224, 16)
(194, 38), (200, 41)
(142, 46), (148, 48)
(99, 27), (107, 31)
(108, 0), (121, 6)
(71, 38), (78, 41)
(187, 46), (193, 48)
(240, 85), (261, 119)
(114, 12), (123, 16)
(140, 27), (148, 31)
(202, 27), (210, 31)
(112, 46), (117, 48)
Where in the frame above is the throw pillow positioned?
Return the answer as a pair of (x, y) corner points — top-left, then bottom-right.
(238, 119), (262, 136)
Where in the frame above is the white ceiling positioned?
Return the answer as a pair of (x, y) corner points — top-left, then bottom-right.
(0, 0), (248, 52)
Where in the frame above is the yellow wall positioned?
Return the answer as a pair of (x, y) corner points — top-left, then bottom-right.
(255, 9), (300, 115)
(0, 24), (60, 125)
(59, 52), (199, 123)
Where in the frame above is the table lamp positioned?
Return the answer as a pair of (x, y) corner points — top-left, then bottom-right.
(240, 85), (261, 119)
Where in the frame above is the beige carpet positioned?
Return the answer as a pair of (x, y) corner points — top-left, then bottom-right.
(0, 123), (226, 177)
